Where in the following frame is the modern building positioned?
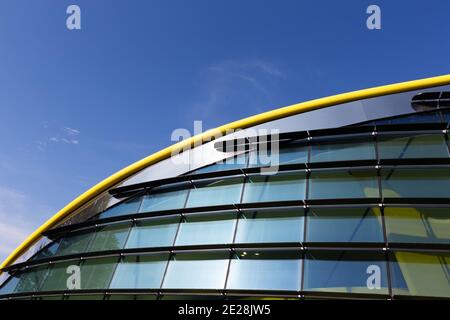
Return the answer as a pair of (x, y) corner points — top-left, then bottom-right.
(0, 75), (449, 300)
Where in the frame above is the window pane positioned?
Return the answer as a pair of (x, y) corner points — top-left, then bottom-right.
(186, 178), (244, 208)
(235, 208), (303, 244)
(31, 241), (60, 260)
(125, 216), (180, 249)
(249, 142), (308, 167)
(374, 111), (442, 125)
(175, 212), (236, 246)
(390, 251), (450, 297)
(98, 196), (143, 219)
(311, 135), (375, 163)
(306, 207), (384, 243)
(381, 168), (450, 198)
(162, 252), (229, 289)
(140, 183), (190, 212)
(243, 172), (306, 203)
(193, 154), (248, 174)
(0, 276), (20, 295)
(87, 222), (131, 252)
(110, 254), (168, 289)
(227, 250), (302, 291)
(80, 257), (117, 290)
(309, 169), (379, 199)
(378, 134), (449, 159)
(13, 265), (49, 293)
(55, 229), (95, 257)
(40, 260), (80, 292)
(385, 207), (450, 244)
(304, 251), (388, 294)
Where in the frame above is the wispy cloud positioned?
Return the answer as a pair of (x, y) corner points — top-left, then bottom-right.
(36, 125), (81, 151)
(63, 127), (80, 136)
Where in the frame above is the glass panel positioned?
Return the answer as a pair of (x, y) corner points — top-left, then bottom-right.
(309, 169), (379, 199)
(227, 250), (302, 291)
(13, 265), (49, 293)
(55, 229), (95, 257)
(374, 111), (442, 125)
(381, 168), (450, 198)
(31, 241), (60, 261)
(110, 254), (168, 289)
(79, 257), (117, 290)
(40, 260), (80, 292)
(304, 251), (388, 294)
(235, 208), (303, 244)
(175, 212), (236, 246)
(87, 222), (131, 252)
(98, 196), (143, 219)
(390, 251), (450, 297)
(125, 216), (180, 249)
(249, 142), (308, 167)
(306, 207), (384, 243)
(378, 134), (449, 159)
(186, 178), (244, 207)
(243, 172), (306, 203)
(0, 275), (20, 295)
(193, 154), (248, 174)
(310, 135), (375, 163)
(140, 183), (190, 212)
(162, 252), (229, 289)
(385, 207), (450, 244)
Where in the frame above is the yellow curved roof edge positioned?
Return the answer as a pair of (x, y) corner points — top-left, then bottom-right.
(2, 74), (450, 273)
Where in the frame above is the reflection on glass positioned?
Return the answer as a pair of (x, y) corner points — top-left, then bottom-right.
(110, 254), (168, 289)
(55, 229), (94, 257)
(390, 251), (450, 297)
(378, 134), (449, 159)
(13, 265), (49, 293)
(80, 257), (117, 290)
(243, 172), (306, 203)
(0, 275), (20, 295)
(186, 178), (244, 207)
(193, 154), (248, 174)
(175, 212), (236, 246)
(309, 170), (379, 199)
(306, 207), (383, 243)
(249, 142), (308, 167)
(126, 216), (179, 249)
(87, 222), (131, 252)
(98, 196), (143, 219)
(381, 168), (450, 198)
(162, 252), (229, 289)
(235, 208), (303, 244)
(31, 241), (60, 261)
(227, 250), (302, 291)
(303, 251), (388, 294)
(40, 260), (80, 291)
(311, 135), (375, 163)
(140, 183), (190, 212)
(374, 111), (442, 125)
(385, 207), (450, 244)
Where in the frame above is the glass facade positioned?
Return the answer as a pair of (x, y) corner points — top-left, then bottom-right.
(1, 101), (450, 300)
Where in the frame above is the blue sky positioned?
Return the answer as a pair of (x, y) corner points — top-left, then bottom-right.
(0, 0), (449, 262)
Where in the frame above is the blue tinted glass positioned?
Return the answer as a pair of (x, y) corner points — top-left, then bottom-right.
(309, 169), (379, 199)
(235, 208), (303, 244)
(55, 229), (95, 256)
(0, 276), (20, 295)
(381, 168), (450, 198)
(374, 111), (442, 125)
(126, 216), (179, 249)
(162, 252), (229, 289)
(226, 251), (302, 291)
(31, 241), (60, 260)
(110, 254), (168, 289)
(249, 143), (308, 167)
(175, 212), (236, 246)
(385, 207), (450, 244)
(378, 134), (449, 159)
(311, 135), (375, 163)
(186, 178), (244, 208)
(140, 183), (190, 212)
(306, 207), (384, 242)
(390, 251), (450, 297)
(243, 172), (306, 203)
(304, 251), (388, 294)
(87, 222), (131, 252)
(193, 154), (248, 174)
(98, 196), (143, 219)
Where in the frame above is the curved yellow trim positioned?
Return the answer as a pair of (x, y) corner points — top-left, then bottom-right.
(2, 74), (450, 273)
